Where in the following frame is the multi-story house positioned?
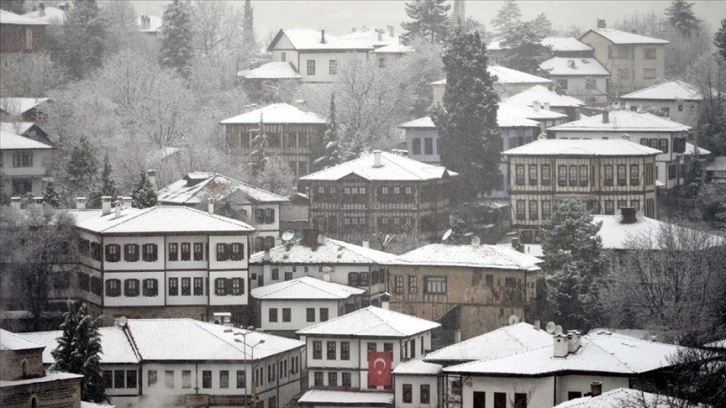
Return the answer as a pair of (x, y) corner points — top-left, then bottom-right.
(250, 276), (365, 336)
(539, 57), (610, 106)
(387, 242), (542, 340)
(64, 200), (255, 324)
(579, 20), (668, 96)
(503, 138), (660, 243)
(296, 305), (440, 408)
(23, 318), (305, 408)
(0, 10), (47, 57)
(620, 80), (703, 127)
(157, 172), (289, 253)
(299, 151), (456, 246)
(505, 85), (584, 121)
(548, 109), (691, 190)
(0, 128), (53, 196)
(221, 103), (327, 177)
(248, 231), (395, 306)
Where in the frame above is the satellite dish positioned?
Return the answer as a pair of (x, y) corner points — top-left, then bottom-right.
(117, 316), (127, 328)
(555, 325), (563, 335)
(545, 321), (556, 334)
(317, 233), (325, 244)
(508, 315), (519, 325)
(281, 230), (295, 242)
(471, 236), (481, 246)
(442, 229), (452, 241)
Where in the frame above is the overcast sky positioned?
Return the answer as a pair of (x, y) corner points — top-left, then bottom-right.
(132, 0), (726, 42)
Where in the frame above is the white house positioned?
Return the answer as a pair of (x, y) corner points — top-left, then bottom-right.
(432, 66), (553, 106)
(505, 85), (585, 121)
(250, 276), (365, 336)
(157, 172), (289, 253)
(392, 359), (442, 408)
(539, 57), (610, 105)
(620, 80), (704, 127)
(295, 306), (441, 408)
(0, 129), (53, 196)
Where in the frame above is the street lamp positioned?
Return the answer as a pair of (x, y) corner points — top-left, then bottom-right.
(234, 329), (265, 408)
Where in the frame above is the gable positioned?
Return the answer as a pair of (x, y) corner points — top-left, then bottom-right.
(268, 29), (295, 51)
(339, 172), (368, 183)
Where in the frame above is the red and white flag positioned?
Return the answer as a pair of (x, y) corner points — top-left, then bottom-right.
(367, 351), (392, 387)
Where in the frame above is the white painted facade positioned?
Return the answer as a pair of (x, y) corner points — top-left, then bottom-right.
(393, 374), (439, 408)
(551, 76), (609, 105)
(258, 299), (352, 332)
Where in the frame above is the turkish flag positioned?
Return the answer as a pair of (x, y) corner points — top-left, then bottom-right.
(367, 351), (392, 387)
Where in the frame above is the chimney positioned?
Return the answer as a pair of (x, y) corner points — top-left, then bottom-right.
(121, 196), (132, 208)
(361, 240), (370, 248)
(471, 236), (480, 246)
(10, 196), (21, 210)
(320, 29), (326, 44)
(597, 18), (606, 29)
(303, 229), (322, 249)
(455, 329), (462, 343)
(553, 334), (569, 357)
(377, 29), (383, 42)
(543, 102), (550, 111)
(33, 196), (43, 205)
(263, 248), (272, 262)
(207, 198), (215, 214)
(567, 330), (581, 353)
(296, 99), (308, 112)
(534, 320), (541, 330)
(620, 207), (637, 224)
(621, 133), (630, 141)
(388, 25), (394, 37)
(322, 266), (331, 282)
(602, 110), (609, 124)
(533, 100), (541, 111)
(568, 59), (576, 69)
(372, 150), (383, 168)
(147, 169), (157, 190)
(101, 196), (112, 216)
(591, 381), (602, 397)
(380, 292), (391, 310)
(39, 3), (46, 17)
(114, 200), (122, 218)
(75, 197), (86, 209)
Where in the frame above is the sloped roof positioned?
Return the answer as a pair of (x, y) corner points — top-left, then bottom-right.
(505, 85), (584, 108)
(239, 62), (303, 80)
(0, 329), (44, 351)
(0, 130), (52, 150)
(299, 151), (456, 182)
(549, 110), (691, 132)
(126, 319), (304, 361)
(338, 28), (398, 48)
(399, 116), (435, 129)
(500, 101), (568, 121)
(296, 306), (440, 338)
(424, 323), (552, 364)
(400, 105), (540, 130)
(685, 143), (711, 156)
(157, 172), (289, 205)
(582, 28), (669, 45)
(541, 37), (593, 52)
(1, 121), (37, 135)
(502, 139), (662, 157)
(298, 389), (394, 405)
(251, 276), (365, 300)
(249, 237), (395, 265)
(592, 214), (725, 250)
(706, 156), (726, 172)
(71, 206), (255, 235)
(24, 6), (66, 24)
(432, 66), (551, 86)
(390, 244), (542, 271)
(704, 339), (726, 349)
(373, 43), (413, 54)
(620, 80), (703, 101)
(445, 331), (682, 376)
(0, 371), (82, 387)
(21, 327), (140, 364)
(220, 103), (326, 125)
(0, 9), (48, 25)
(0, 97), (50, 116)
(554, 388), (700, 408)
(540, 57), (610, 76)
(392, 358), (442, 375)
(269, 29), (374, 51)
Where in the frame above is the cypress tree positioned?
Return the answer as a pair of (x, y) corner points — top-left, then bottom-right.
(66, 136), (98, 195)
(131, 171), (157, 209)
(159, 0), (194, 78)
(249, 114), (268, 178)
(401, 0), (451, 43)
(314, 94), (341, 170)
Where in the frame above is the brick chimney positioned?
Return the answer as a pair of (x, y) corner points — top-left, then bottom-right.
(620, 207), (637, 224)
(372, 150), (383, 168)
(602, 110), (609, 124)
(320, 29), (326, 44)
(622, 133), (630, 141)
(567, 330), (581, 353)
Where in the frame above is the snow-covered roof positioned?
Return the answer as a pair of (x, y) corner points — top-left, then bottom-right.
(239, 62), (302, 80)
(554, 388), (697, 408)
(296, 306), (440, 338)
(503, 139), (662, 157)
(704, 339), (726, 349)
(137, 15), (162, 33)
(1, 121), (37, 135)
(250, 237), (395, 265)
(582, 28), (669, 45)
(487, 39), (507, 51)
(425, 323), (552, 364)
(373, 43), (413, 54)
(0, 130), (52, 150)
(445, 331), (682, 376)
(540, 57), (610, 77)
(20, 327), (140, 364)
(81, 402), (115, 408)
(592, 214), (725, 250)
(541, 37), (593, 52)
(505, 85), (584, 108)
(500, 101), (568, 121)
(685, 143), (711, 156)
(299, 151), (456, 182)
(399, 116), (435, 129)
(489, 65), (552, 85)
(400, 105), (541, 130)
(24, 6), (66, 24)
(620, 80), (703, 101)
(338, 28), (398, 48)
(270, 29), (374, 51)
(392, 358), (442, 375)
(706, 156), (726, 172)
(0, 371), (82, 387)
(125, 319), (304, 361)
(71, 206), (255, 235)
(158, 172), (289, 205)
(220, 103), (326, 125)
(390, 244), (542, 271)
(0, 329), (44, 351)
(0, 9), (48, 25)
(0, 97), (49, 116)
(251, 276), (365, 300)
(298, 389), (393, 405)
(549, 110), (691, 133)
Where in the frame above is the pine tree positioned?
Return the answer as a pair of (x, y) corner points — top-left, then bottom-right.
(684, 149), (706, 198)
(131, 171), (158, 209)
(159, 0), (194, 78)
(491, 0), (522, 38)
(531, 13), (553, 39)
(66, 136), (98, 195)
(666, 0), (701, 38)
(314, 94), (342, 170)
(401, 0), (451, 43)
(99, 152), (117, 198)
(249, 114), (268, 178)
(715, 19), (726, 60)
(500, 20), (551, 74)
(61, 0), (107, 79)
(43, 182), (61, 208)
(431, 27), (501, 201)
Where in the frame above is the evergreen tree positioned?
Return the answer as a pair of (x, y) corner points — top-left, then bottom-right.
(61, 0), (107, 79)
(401, 0), (451, 43)
(131, 171), (157, 208)
(715, 19), (726, 60)
(666, 0), (701, 38)
(684, 149), (706, 198)
(431, 27), (501, 201)
(99, 152), (117, 198)
(258, 155), (296, 197)
(43, 182), (61, 208)
(66, 136), (98, 195)
(0, 0), (25, 14)
(314, 94), (342, 170)
(249, 114), (268, 178)
(500, 20), (551, 74)
(531, 13), (553, 39)
(491, 0), (522, 38)
(159, 0), (194, 78)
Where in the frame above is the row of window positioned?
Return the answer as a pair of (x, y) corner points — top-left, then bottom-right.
(167, 242), (204, 262)
(106, 278), (158, 297)
(240, 132), (310, 149)
(168, 277), (205, 296)
(515, 199), (649, 220)
(402, 383), (431, 404)
(313, 371), (353, 388)
(393, 276), (446, 295)
(639, 138), (669, 153)
(102, 370), (137, 389)
(105, 277), (244, 298)
(254, 236), (277, 253)
(304, 59), (337, 76)
(348, 270), (386, 287)
(254, 209), (276, 225)
(77, 272), (103, 296)
(84, 241), (246, 263)
(473, 391), (528, 408)
(514, 163), (651, 188)
(11, 151), (34, 167)
(312, 340), (351, 360)
(411, 137), (434, 156)
(615, 67), (657, 80)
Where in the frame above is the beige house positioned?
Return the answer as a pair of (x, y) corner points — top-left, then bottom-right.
(620, 80), (703, 127)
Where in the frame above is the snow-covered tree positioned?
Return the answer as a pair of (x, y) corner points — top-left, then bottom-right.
(159, 0), (194, 78)
(666, 0), (701, 38)
(249, 115), (268, 178)
(61, 0), (108, 79)
(0, 0), (25, 14)
(257, 155), (296, 197)
(684, 149), (706, 198)
(43, 182), (61, 208)
(401, 0), (451, 43)
(87, 152), (117, 209)
(131, 171), (157, 208)
(431, 27), (501, 201)
(500, 20), (552, 74)
(314, 94), (342, 170)
(66, 136), (98, 195)
(716, 19), (726, 60)
(491, 0), (522, 38)
(531, 12), (553, 39)
(242, 0), (257, 59)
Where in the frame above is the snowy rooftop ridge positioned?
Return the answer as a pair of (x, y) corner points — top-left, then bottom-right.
(20, 327), (141, 364)
(541, 37), (593, 52)
(249, 237), (395, 265)
(270, 29), (375, 51)
(431, 66), (551, 86)
(251, 276), (366, 300)
(502, 139), (662, 157)
(620, 80), (703, 101)
(0, 130), (53, 150)
(505, 85), (584, 108)
(399, 104), (543, 129)
(539, 57), (610, 76)
(296, 306), (441, 337)
(220, 103), (326, 125)
(0, 9), (48, 25)
(592, 214), (725, 250)
(298, 389), (393, 405)
(0, 97), (50, 116)
(238, 62), (303, 80)
(548, 110), (691, 132)
(0, 329), (44, 351)
(389, 244), (542, 271)
(583, 28), (669, 45)
(157, 172), (289, 205)
(392, 358), (443, 375)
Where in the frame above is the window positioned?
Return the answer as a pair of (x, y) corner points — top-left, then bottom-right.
(91, 242), (102, 261)
(604, 164), (614, 186)
(631, 200), (640, 211)
(265, 236), (275, 249)
(12, 151), (33, 167)
(142, 244), (157, 262)
(403, 384), (413, 403)
(424, 276), (447, 294)
(181, 277), (191, 296)
(644, 48), (656, 59)
(494, 392), (507, 408)
(341, 342), (350, 360)
(557, 78), (568, 90)
(542, 200), (552, 219)
(579, 165), (588, 187)
(359, 272), (369, 286)
(320, 308), (329, 322)
(230, 243), (244, 260)
(412, 138), (421, 155)
(180, 243), (191, 261)
(115, 370), (125, 388)
(269, 308), (278, 323)
(605, 200), (614, 215)
(237, 370), (246, 388)
(528, 165), (538, 185)
(168, 243), (178, 261)
(314, 372), (323, 386)
(307, 59), (315, 75)
(194, 277), (204, 296)
(658, 138), (669, 153)
(272, 268), (279, 280)
(169, 278), (178, 296)
(515, 393), (527, 408)
(586, 78), (597, 90)
(568, 392), (582, 400)
(220, 370), (229, 388)
(329, 59), (337, 75)
(529, 200), (538, 220)
(148, 370), (157, 387)
(215, 278), (226, 296)
(143, 279), (158, 296)
(78, 238), (90, 255)
(421, 384), (431, 404)
(182, 370), (191, 389)
(617, 68), (629, 80)
(569, 165), (578, 186)
(342, 372), (351, 387)
(284, 271), (293, 281)
(216, 243), (228, 261)
(643, 68), (656, 79)
(668, 164), (677, 180)
(202, 370), (211, 389)
(515, 164), (525, 186)
(558, 165), (567, 187)
(193, 243), (204, 261)
(408, 276), (418, 294)
(516, 200), (525, 220)
(125, 279), (139, 297)
(424, 138), (433, 155)
(281, 51), (286, 62)
(541, 165), (551, 185)
(617, 164), (627, 186)
(282, 308), (291, 322)
(326, 341), (337, 360)
(231, 278), (243, 295)
(124, 244), (139, 262)
(328, 372), (337, 387)
(165, 370), (174, 389)
(105, 244), (120, 262)
(307, 308), (315, 322)
(106, 279), (121, 297)
(630, 164), (640, 185)
(127, 370), (137, 388)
